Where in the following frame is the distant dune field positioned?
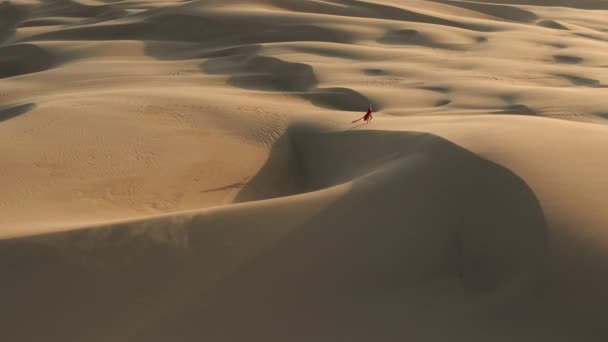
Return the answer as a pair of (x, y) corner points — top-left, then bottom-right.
(1, 0), (608, 341)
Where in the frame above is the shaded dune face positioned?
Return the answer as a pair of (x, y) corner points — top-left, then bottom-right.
(427, 0), (539, 23)
(1, 129), (548, 342)
(552, 54), (583, 64)
(266, 0), (489, 31)
(201, 49), (376, 111)
(0, 103), (36, 122)
(204, 54), (318, 92)
(463, 0), (608, 10)
(379, 29), (445, 48)
(1, 0), (608, 341)
(537, 19), (569, 30)
(0, 44), (54, 79)
(0, 1), (26, 43)
(238, 128), (548, 291)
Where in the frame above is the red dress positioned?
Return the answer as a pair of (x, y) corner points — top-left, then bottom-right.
(352, 106), (373, 123)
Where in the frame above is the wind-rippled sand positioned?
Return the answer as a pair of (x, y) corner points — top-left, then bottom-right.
(2, 0), (608, 340)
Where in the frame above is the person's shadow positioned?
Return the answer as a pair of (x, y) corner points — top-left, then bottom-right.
(348, 122), (368, 130)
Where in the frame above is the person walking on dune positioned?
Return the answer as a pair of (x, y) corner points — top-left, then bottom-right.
(352, 104), (373, 124)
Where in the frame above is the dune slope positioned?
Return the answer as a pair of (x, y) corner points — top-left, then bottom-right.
(1, 0), (608, 341)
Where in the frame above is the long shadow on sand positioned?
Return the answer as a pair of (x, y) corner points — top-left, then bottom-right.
(205, 127), (551, 341)
(0, 103), (36, 122)
(167, 127), (606, 341)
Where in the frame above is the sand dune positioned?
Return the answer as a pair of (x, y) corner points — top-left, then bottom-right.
(2, 0), (608, 341)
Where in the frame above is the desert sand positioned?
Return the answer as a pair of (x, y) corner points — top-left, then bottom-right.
(2, 0), (608, 340)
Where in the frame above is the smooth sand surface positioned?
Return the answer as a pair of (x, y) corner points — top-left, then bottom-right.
(2, 0), (608, 340)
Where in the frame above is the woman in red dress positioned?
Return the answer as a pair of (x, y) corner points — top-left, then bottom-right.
(352, 104), (373, 124)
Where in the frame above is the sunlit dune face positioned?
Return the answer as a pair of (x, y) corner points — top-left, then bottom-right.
(2, 0), (608, 341)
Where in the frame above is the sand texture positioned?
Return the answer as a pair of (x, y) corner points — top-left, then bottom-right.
(2, 0), (608, 340)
